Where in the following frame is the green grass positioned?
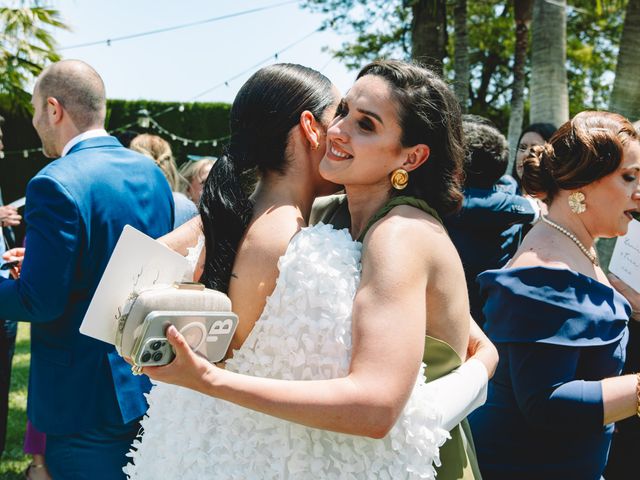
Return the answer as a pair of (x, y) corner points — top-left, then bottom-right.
(1, 322), (31, 479)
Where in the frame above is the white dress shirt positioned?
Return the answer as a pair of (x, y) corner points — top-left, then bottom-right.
(61, 128), (109, 157)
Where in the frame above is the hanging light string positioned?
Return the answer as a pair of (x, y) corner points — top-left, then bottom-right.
(111, 25), (323, 133)
(0, 147), (43, 160)
(108, 25), (323, 135)
(146, 117), (229, 148)
(59, 0), (300, 51)
(2, 26), (326, 158)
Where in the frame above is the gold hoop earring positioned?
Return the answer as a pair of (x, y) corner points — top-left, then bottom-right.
(311, 141), (320, 151)
(568, 191), (586, 214)
(390, 168), (409, 190)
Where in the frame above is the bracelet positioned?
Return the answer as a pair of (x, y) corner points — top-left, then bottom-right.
(636, 372), (640, 418)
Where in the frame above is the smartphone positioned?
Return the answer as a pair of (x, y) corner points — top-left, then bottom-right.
(131, 311), (238, 368)
(0, 260), (19, 271)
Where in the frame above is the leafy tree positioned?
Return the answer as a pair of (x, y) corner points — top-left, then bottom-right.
(567, 1), (626, 116)
(452, 0), (469, 111)
(530, 0), (569, 126)
(304, 0), (627, 132)
(609, 0), (640, 121)
(303, 0), (446, 73)
(0, 3), (68, 113)
(506, 0), (533, 167)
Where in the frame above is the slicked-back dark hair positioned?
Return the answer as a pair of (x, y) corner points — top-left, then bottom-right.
(356, 60), (464, 217)
(199, 63), (335, 292)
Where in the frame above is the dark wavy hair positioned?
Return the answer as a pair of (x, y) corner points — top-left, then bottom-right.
(461, 119), (509, 188)
(356, 60), (465, 217)
(199, 64), (336, 292)
(522, 111), (638, 203)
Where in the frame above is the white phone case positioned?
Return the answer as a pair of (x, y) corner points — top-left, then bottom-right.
(131, 310), (238, 367)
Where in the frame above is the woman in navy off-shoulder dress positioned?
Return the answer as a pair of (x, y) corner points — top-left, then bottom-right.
(469, 111), (640, 480)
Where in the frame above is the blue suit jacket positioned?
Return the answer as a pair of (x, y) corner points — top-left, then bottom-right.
(0, 136), (174, 435)
(444, 175), (537, 327)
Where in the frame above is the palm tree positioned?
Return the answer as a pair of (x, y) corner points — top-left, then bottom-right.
(453, 0), (469, 112)
(506, 0), (533, 172)
(411, 0), (447, 75)
(529, 0), (569, 126)
(0, 4), (68, 112)
(609, 0), (640, 121)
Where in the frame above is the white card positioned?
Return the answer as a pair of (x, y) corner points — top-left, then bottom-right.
(80, 225), (192, 345)
(609, 219), (640, 293)
(8, 197), (26, 209)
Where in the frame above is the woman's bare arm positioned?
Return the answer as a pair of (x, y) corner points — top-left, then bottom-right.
(143, 213), (433, 438)
(143, 210), (484, 437)
(158, 216), (202, 256)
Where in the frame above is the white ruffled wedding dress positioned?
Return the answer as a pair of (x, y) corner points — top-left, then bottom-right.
(123, 223), (449, 479)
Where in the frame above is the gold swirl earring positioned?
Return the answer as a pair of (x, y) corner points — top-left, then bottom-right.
(568, 191), (586, 214)
(390, 168), (409, 190)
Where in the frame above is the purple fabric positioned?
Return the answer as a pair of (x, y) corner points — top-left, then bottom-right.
(24, 419), (46, 455)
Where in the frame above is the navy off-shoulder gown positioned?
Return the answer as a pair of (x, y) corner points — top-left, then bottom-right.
(469, 266), (630, 480)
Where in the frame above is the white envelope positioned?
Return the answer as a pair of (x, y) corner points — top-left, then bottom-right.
(80, 225), (192, 345)
(8, 197), (26, 209)
(609, 219), (640, 293)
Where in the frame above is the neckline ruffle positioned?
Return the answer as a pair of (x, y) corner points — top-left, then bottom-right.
(478, 266), (630, 346)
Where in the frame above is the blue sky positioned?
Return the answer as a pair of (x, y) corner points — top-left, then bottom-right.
(52, 0), (358, 104)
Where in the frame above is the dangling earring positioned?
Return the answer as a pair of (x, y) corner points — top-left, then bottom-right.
(390, 168), (409, 190)
(568, 191), (586, 214)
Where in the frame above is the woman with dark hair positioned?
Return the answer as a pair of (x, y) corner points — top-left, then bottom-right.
(469, 111), (640, 479)
(511, 122), (557, 187)
(125, 60), (494, 479)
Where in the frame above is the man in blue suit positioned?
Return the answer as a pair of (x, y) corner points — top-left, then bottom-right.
(444, 117), (539, 328)
(0, 60), (174, 479)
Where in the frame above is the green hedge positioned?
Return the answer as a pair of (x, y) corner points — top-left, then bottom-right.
(0, 99), (231, 206)
(106, 99), (231, 163)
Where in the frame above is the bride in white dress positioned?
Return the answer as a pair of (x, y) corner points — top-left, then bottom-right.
(123, 62), (495, 479)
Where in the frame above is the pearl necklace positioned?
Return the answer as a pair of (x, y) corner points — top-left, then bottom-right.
(541, 216), (599, 266)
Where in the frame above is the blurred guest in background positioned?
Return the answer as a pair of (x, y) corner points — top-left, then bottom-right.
(131, 134), (198, 228)
(469, 111), (640, 479)
(511, 123), (557, 191)
(445, 117), (538, 327)
(179, 156), (216, 205)
(0, 114), (22, 462)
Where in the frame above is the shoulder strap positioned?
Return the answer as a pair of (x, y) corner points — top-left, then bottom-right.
(357, 195), (442, 242)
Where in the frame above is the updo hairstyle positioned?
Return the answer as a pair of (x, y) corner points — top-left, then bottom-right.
(130, 133), (187, 192)
(522, 111), (638, 203)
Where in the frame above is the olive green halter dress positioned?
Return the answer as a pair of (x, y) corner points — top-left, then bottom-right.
(357, 195), (482, 480)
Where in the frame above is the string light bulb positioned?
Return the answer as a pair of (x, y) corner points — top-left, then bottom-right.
(137, 109), (151, 129)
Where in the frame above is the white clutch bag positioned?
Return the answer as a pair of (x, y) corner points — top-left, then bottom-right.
(115, 282), (238, 371)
